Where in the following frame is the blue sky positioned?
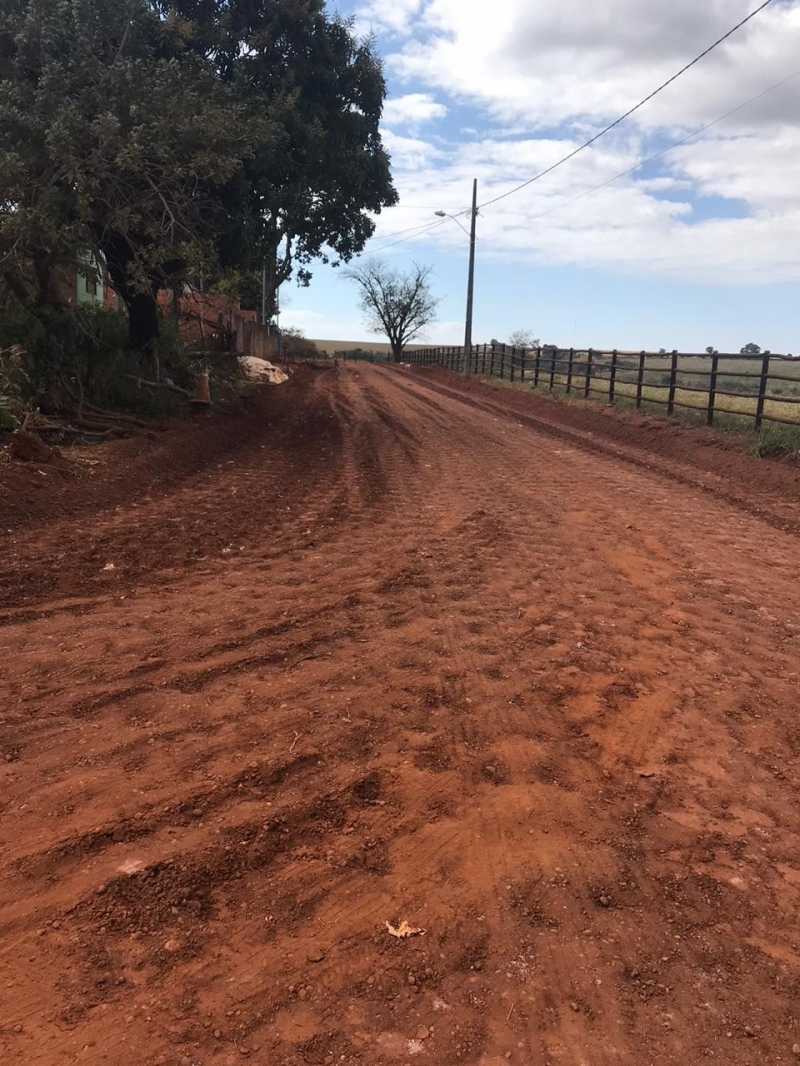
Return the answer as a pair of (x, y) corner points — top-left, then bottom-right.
(282, 0), (800, 355)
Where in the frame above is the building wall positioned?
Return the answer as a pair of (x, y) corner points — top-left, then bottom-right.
(76, 254), (104, 307)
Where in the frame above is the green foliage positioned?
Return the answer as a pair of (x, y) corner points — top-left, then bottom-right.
(281, 330), (319, 359)
(750, 424), (800, 458)
(192, 0), (398, 317)
(740, 342), (762, 354)
(1, 0), (395, 365)
(0, 344), (28, 428)
(211, 270), (262, 312)
(0, 0), (261, 325)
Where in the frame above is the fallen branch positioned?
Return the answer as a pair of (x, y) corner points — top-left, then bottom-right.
(64, 389), (148, 428)
(123, 374), (190, 396)
(70, 417), (126, 436)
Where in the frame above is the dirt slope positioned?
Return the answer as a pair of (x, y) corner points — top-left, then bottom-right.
(1, 365), (799, 1066)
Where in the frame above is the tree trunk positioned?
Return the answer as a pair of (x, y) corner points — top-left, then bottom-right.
(391, 342), (403, 363)
(99, 233), (161, 377)
(129, 291), (160, 378)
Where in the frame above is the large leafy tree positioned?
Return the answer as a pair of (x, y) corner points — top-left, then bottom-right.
(0, 0), (260, 368)
(1, 0), (396, 372)
(166, 0), (398, 321)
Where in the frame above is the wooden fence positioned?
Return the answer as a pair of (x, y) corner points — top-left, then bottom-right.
(408, 344), (800, 430)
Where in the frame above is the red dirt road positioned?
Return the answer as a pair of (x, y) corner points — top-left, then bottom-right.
(2, 365), (800, 1066)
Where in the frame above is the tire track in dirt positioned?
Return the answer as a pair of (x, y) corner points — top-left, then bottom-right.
(391, 369), (800, 537)
(2, 365), (800, 1065)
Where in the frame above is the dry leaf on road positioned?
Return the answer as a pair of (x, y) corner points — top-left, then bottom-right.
(386, 920), (425, 939)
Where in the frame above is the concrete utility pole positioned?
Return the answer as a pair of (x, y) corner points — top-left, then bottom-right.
(437, 179), (478, 377)
(462, 178), (478, 378)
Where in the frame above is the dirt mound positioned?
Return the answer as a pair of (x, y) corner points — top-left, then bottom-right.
(0, 374), (314, 535)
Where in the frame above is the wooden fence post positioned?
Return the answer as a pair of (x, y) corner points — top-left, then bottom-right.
(534, 347), (541, 387)
(490, 342), (496, 377)
(548, 349), (556, 392)
(481, 344), (487, 375)
(520, 348), (526, 382)
(609, 349), (618, 404)
(667, 350), (679, 415)
(707, 352), (719, 426)
(510, 345), (515, 383)
(755, 351), (771, 430)
(499, 343), (505, 380)
(636, 351), (646, 408)
(565, 348), (574, 393)
(584, 349), (593, 397)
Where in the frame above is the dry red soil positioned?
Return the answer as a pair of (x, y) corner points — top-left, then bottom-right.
(2, 365), (800, 1066)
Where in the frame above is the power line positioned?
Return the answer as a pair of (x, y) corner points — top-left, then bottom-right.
(520, 67), (800, 224)
(365, 207), (466, 245)
(367, 213), (468, 254)
(365, 219), (446, 242)
(479, 0), (778, 210)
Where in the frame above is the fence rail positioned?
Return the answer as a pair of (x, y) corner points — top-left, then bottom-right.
(408, 344), (800, 430)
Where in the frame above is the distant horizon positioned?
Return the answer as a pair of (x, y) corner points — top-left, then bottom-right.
(308, 337), (796, 358)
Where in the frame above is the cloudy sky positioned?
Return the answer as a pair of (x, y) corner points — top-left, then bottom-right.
(284, 0), (800, 354)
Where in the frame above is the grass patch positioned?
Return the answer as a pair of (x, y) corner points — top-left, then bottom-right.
(750, 424), (800, 459)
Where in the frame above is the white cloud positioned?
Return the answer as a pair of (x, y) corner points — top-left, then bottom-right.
(355, 0), (423, 36)
(354, 0), (800, 285)
(381, 127), (444, 170)
(383, 93), (447, 126)
(361, 121), (800, 285)
(383, 0), (800, 130)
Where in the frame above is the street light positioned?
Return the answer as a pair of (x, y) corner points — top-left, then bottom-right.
(435, 179), (478, 378)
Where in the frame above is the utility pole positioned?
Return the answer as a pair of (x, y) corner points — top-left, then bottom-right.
(435, 180), (478, 377)
(463, 178), (478, 377)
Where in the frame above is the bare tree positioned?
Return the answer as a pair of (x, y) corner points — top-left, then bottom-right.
(508, 329), (540, 348)
(345, 260), (439, 362)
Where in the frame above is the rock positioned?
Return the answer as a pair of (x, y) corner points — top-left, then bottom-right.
(599, 896), (611, 908)
(13, 1024), (23, 1034)
(792, 1043), (800, 1056)
(570, 1002), (580, 1013)
(307, 949), (325, 963)
(163, 939), (180, 953)
(416, 1027), (429, 1041)
(744, 1027), (756, 1038)
(408, 974), (416, 985)
(214, 1030), (222, 1039)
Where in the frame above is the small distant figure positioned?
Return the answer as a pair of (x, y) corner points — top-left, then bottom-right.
(333, 356), (341, 380)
